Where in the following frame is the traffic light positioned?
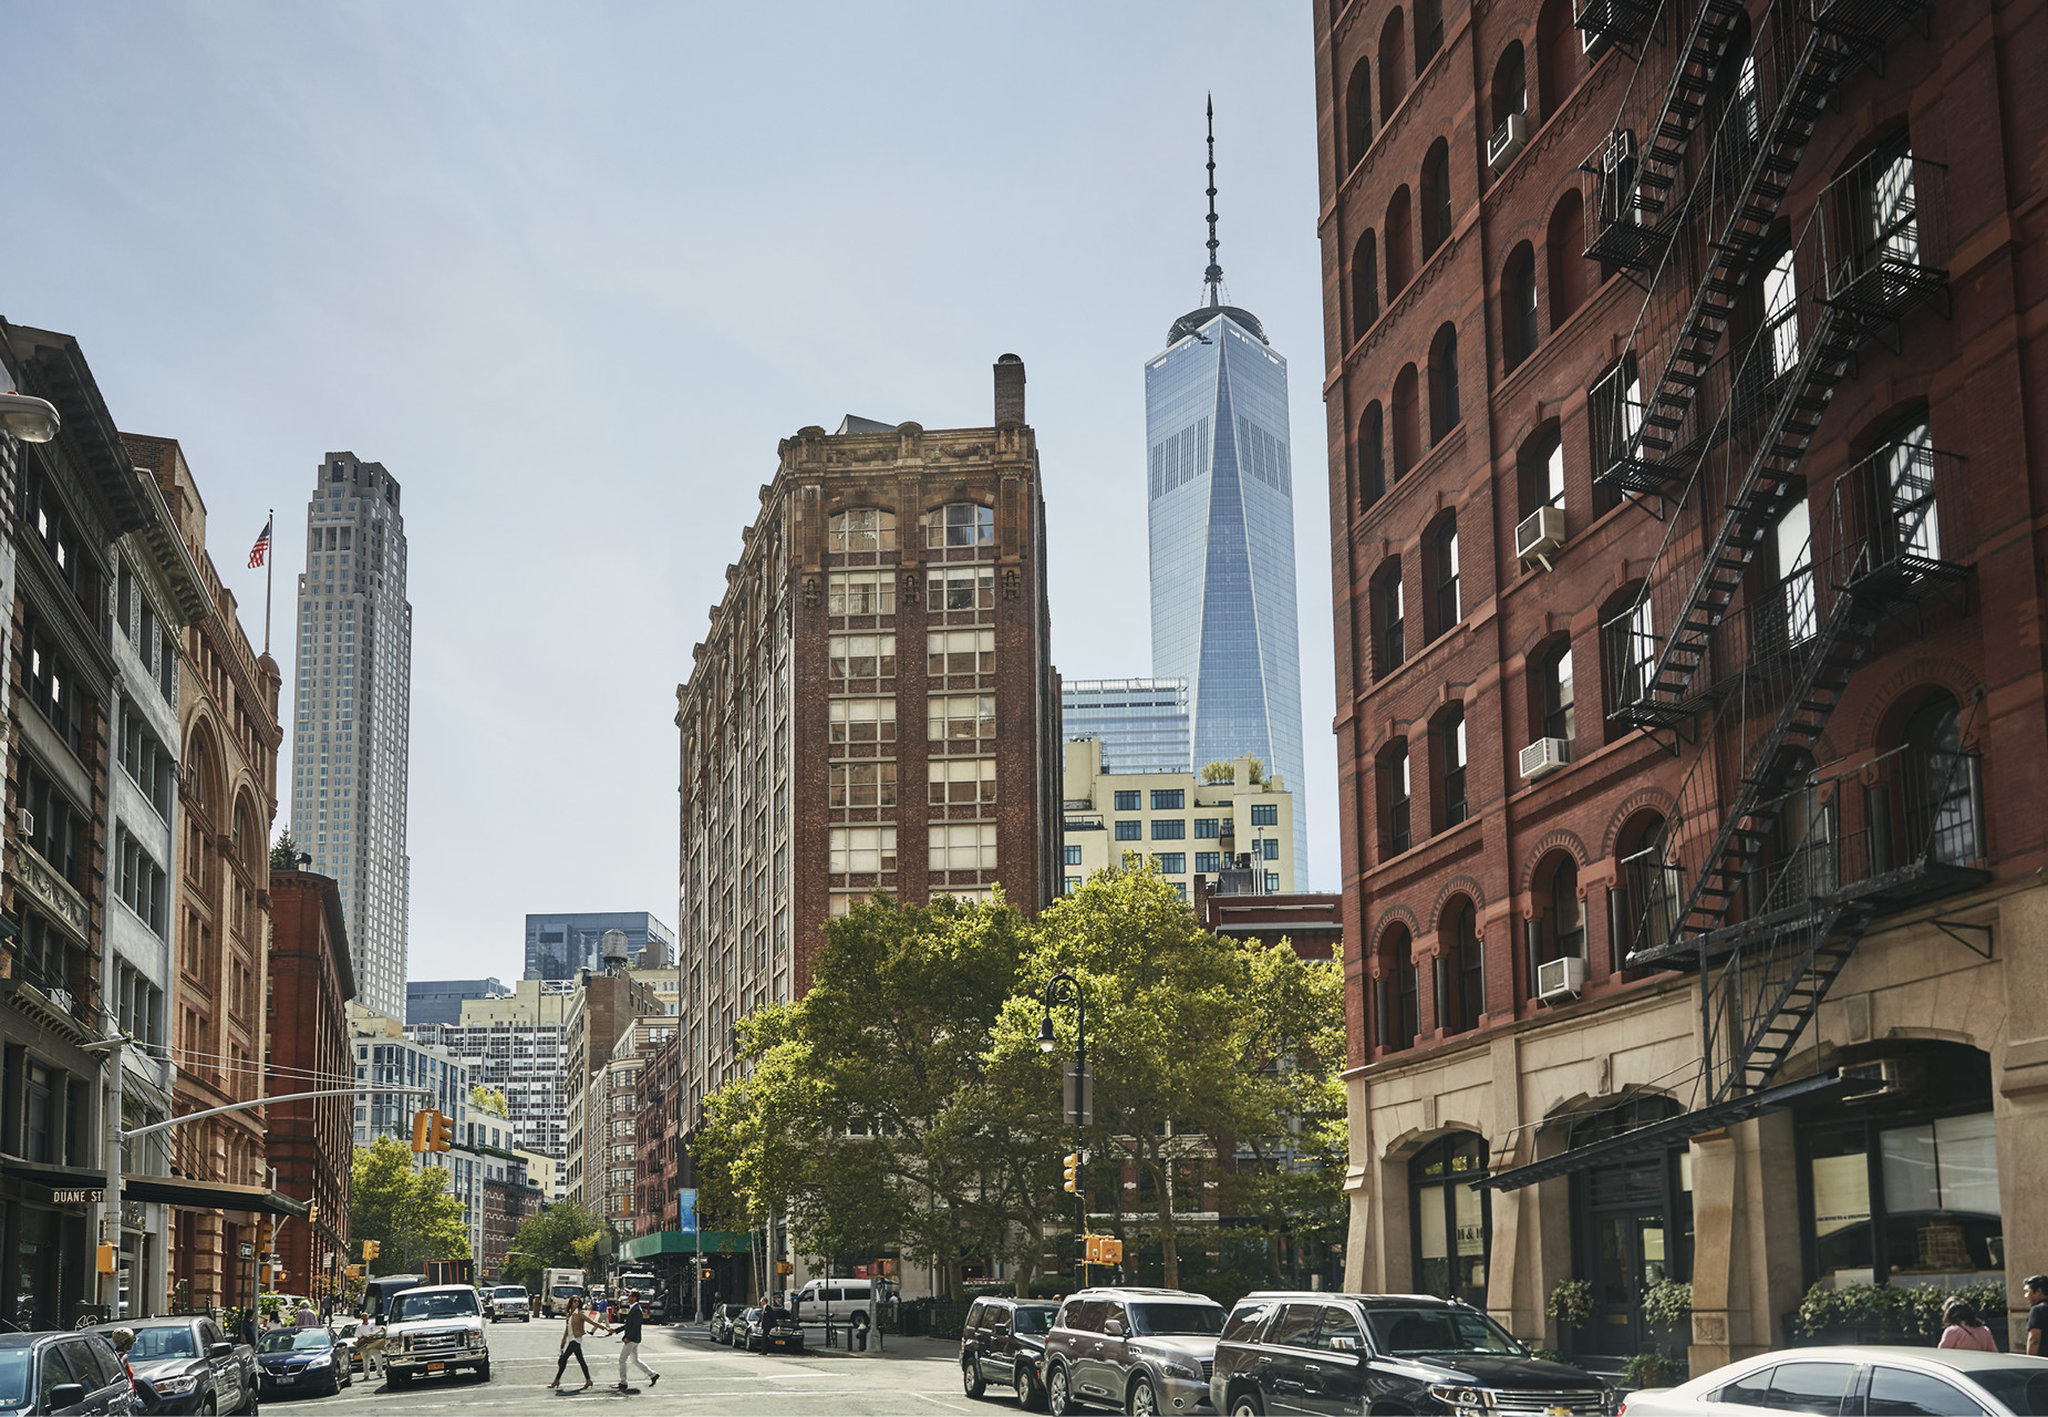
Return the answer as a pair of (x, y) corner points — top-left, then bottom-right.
(701, 1267), (714, 1281)
(429, 1109), (454, 1153)
(411, 1109), (432, 1152)
(362, 1240), (380, 1261)
(1063, 1152), (1080, 1193)
(1099, 1237), (1123, 1266)
(307, 1202), (319, 1226)
(96, 1243), (116, 1276)
(259, 1219), (275, 1254)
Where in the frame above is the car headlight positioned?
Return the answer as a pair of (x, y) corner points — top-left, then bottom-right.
(305, 1352), (333, 1368)
(154, 1374), (200, 1395)
(1428, 1384), (1493, 1410)
(1151, 1353), (1204, 1381)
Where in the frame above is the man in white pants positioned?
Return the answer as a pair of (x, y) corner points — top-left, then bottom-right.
(614, 1298), (660, 1392)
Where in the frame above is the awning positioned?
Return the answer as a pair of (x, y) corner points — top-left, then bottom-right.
(122, 1174), (308, 1217)
(1475, 1072), (1855, 1193)
(1, 1158), (114, 1202)
(619, 1230), (753, 1260)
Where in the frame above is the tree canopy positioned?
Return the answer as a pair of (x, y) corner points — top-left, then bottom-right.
(504, 1200), (602, 1292)
(350, 1137), (471, 1275)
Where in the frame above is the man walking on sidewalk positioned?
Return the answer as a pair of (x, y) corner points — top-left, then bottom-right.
(614, 1297), (660, 1392)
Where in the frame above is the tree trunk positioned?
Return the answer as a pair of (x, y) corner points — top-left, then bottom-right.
(1162, 1230), (1180, 1290)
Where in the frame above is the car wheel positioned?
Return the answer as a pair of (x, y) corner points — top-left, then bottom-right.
(201, 1397), (218, 1416)
(964, 1353), (987, 1399)
(477, 1359), (491, 1382)
(389, 1369), (410, 1388)
(1128, 1376), (1159, 1416)
(1228, 1393), (1264, 1417)
(1047, 1363), (1075, 1416)
(327, 1370), (341, 1397)
(1018, 1361), (1048, 1411)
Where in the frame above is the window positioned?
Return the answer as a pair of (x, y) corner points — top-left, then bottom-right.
(1447, 899), (1483, 1030)
(1901, 693), (1978, 864)
(1385, 187), (1414, 297)
(1617, 813), (1681, 965)
(23, 620), (84, 755)
(1537, 642), (1574, 744)
(1115, 820), (1143, 842)
(1351, 231), (1380, 340)
(1546, 188), (1589, 325)
(1775, 498), (1816, 645)
(1421, 140), (1452, 257)
(1427, 514), (1460, 636)
(1152, 852), (1187, 875)
(1536, 0), (1580, 116)
(927, 695), (995, 744)
(1534, 855), (1584, 964)
(829, 634), (896, 680)
(1504, 244), (1539, 371)
(1343, 58), (1373, 169)
(828, 507), (896, 554)
(1064, 877), (1082, 895)
(828, 698), (896, 745)
(1375, 925), (1417, 1050)
(1591, 356), (1643, 488)
(1194, 818), (1221, 838)
(116, 830), (170, 938)
(930, 823), (997, 871)
(1414, 0), (1443, 70)
(1866, 1369), (1984, 1417)
(829, 762), (897, 808)
(1604, 596), (1655, 716)
(1195, 852), (1221, 874)
(1374, 561), (1406, 675)
(1260, 838), (1280, 861)
(1490, 42), (1527, 143)
(1379, 9), (1408, 122)
(1392, 363), (1420, 476)
(1410, 1133), (1489, 1306)
(1807, 1101), (2002, 1290)
(1429, 323), (1461, 443)
(1763, 245), (1800, 379)
(1518, 422), (1566, 518)
(119, 701), (177, 818)
(927, 629), (994, 678)
(1251, 803), (1278, 826)
(1381, 741), (1412, 856)
(18, 760), (88, 890)
(1063, 845), (1083, 867)
(1151, 819), (1186, 840)
(1151, 789), (1185, 811)
(928, 568), (996, 613)
(1436, 707), (1468, 828)
(1881, 418), (1941, 562)
(1358, 403), (1387, 509)
(928, 758), (996, 805)
(924, 503), (994, 548)
(828, 571), (895, 616)
(1113, 790), (1143, 812)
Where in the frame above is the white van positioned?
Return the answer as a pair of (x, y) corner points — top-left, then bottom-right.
(790, 1278), (874, 1326)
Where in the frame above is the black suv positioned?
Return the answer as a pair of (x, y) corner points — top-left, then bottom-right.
(960, 1295), (1060, 1408)
(1208, 1293), (1614, 1416)
(1040, 1286), (1225, 1415)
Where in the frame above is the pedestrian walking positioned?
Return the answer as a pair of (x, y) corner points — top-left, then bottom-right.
(294, 1298), (320, 1329)
(613, 1297), (660, 1392)
(2025, 1275), (2048, 1357)
(550, 1296), (609, 1391)
(1937, 1298), (1999, 1351)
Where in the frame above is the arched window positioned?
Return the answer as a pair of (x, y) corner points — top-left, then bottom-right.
(922, 503), (993, 549)
(185, 731), (215, 821)
(1615, 812), (1680, 965)
(1409, 1133), (1489, 1305)
(1517, 420), (1565, 519)
(1385, 186), (1415, 297)
(1532, 853), (1585, 975)
(1392, 364), (1421, 476)
(1600, 583), (1653, 736)
(1379, 739), (1412, 857)
(1373, 558), (1406, 678)
(1428, 324), (1461, 443)
(829, 507), (897, 555)
(1536, 0), (1580, 119)
(1433, 704), (1469, 829)
(1547, 189), (1588, 325)
(1351, 229), (1380, 341)
(1899, 693), (1980, 865)
(1344, 57), (1373, 169)
(1358, 403), (1387, 509)
(1490, 42), (1528, 139)
(1441, 897), (1484, 1029)
(1421, 140), (1453, 257)
(1375, 924), (1418, 1051)
(1415, 0), (1444, 72)
(1425, 511), (1461, 638)
(233, 798), (260, 872)
(1503, 243), (1539, 371)
(1532, 636), (1575, 748)
(1379, 9), (1409, 122)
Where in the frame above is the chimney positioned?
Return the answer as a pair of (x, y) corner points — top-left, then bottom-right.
(993, 353), (1026, 425)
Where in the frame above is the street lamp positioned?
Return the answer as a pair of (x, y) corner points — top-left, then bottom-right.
(1038, 972), (1089, 1288)
(0, 392), (60, 443)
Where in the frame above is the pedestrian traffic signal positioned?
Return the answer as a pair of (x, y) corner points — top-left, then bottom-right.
(702, 1267), (714, 1280)
(1063, 1152), (1080, 1193)
(96, 1243), (116, 1276)
(411, 1109), (432, 1152)
(1099, 1237), (1123, 1266)
(429, 1109), (454, 1153)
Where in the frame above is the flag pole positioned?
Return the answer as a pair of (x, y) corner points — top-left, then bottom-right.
(264, 508), (273, 655)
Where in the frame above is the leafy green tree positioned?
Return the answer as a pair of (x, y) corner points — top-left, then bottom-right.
(270, 830), (306, 873)
(470, 1085), (509, 1119)
(504, 1200), (601, 1291)
(350, 1137), (471, 1274)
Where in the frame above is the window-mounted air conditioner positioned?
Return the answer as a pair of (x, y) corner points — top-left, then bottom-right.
(1515, 505), (1567, 570)
(1487, 113), (1529, 173)
(1536, 955), (1588, 1003)
(1520, 737), (1570, 781)
(17, 809), (32, 838)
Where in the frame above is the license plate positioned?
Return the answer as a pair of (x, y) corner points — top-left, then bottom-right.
(276, 1375), (294, 1385)
(428, 1362), (445, 1372)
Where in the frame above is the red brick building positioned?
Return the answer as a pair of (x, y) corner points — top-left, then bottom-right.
(1315, 0), (2047, 1369)
(1195, 885), (1344, 960)
(481, 1174), (538, 1286)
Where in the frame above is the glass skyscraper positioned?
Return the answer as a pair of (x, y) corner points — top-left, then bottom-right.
(1062, 678), (1191, 775)
(1144, 113), (1308, 874)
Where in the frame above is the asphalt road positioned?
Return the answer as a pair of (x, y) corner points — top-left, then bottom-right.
(286, 1317), (1013, 1415)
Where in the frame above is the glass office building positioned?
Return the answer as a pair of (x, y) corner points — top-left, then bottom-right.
(524, 912), (678, 980)
(1145, 303), (1308, 876)
(1062, 678), (1192, 775)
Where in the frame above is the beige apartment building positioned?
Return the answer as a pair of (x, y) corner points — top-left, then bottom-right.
(1061, 740), (1295, 899)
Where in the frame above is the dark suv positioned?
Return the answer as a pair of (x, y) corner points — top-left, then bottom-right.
(1208, 1292), (1614, 1416)
(960, 1295), (1060, 1408)
(1040, 1286), (1225, 1415)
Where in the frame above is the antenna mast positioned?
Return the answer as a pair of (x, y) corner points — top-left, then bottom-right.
(1204, 95), (1223, 307)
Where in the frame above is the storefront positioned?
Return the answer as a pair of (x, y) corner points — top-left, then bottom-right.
(1565, 1096), (1694, 1361)
(0, 1162), (105, 1331)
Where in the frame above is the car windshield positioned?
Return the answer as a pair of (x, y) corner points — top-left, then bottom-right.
(0, 1351), (25, 1407)
(1129, 1303), (1225, 1336)
(494, 1288), (526, 1299)
(258, 1331), (331, 1353)
(1365, 1308), (1525, 1357)
(392, 1290), (479, 1322)
(129, 1326), (199, 1360)
(1014, 1307), (1056, 1336)
(1970, 1367), (2048, 1416)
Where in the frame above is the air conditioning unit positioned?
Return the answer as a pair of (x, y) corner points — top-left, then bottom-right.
(1520, 737), (1570, 781)
(16, 809), (32, 838)
(45, 987), (74, 1014)
(1515, 505), (1567, 570)
(1487, 113), (1529, 173)
(1536, 956), (1588, 1002)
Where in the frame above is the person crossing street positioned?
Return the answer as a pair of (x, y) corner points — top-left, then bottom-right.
(614, 1297), (660, 1392)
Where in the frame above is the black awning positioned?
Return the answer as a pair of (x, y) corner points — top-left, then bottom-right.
(1, 1158), (113, 1200)
(123, 1174), (308, 1217)
(1476, 1072), (1854, 1193)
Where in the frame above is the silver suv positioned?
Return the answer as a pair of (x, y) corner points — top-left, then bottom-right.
(1040, 1286), (1225, 1415)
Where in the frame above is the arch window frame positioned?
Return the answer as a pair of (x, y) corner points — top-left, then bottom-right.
(1434, 703), (1469, 829)
(1429, 324), (1461, 444)
(1380, 739), (1413, 857)
(1409, 1132), (1490, 1306)
(1421, 140), (1453, 259)
(1504, 244), (1540, 372)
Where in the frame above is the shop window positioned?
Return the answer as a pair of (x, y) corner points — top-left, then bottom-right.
(1410, 1133), (1489, 1306)
(1344, 58), (1373, 170)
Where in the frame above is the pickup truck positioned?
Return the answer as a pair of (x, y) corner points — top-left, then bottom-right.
(383, 1283), (492, 1387)
(96, 1314), (259, 1415)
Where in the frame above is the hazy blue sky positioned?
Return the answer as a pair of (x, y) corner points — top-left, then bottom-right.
(8, 3), (1334, 981)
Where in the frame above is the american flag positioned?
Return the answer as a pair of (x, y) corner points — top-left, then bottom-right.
(248, 517), (273, 569)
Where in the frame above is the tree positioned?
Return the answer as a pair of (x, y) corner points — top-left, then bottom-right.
(505, 1200), (601, 1292)
(350, 1137), (471, 1274)
(470, 1085), (509, 1119)
(270, 829), (305, 873)
(1201, 761), (1235, 783)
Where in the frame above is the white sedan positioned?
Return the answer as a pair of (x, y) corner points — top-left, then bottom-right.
(1620, 1346), (2048, 1416)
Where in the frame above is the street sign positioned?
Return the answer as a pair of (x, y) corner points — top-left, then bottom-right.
(240, 1243), (255, 1260)
(52, 1188), (103, 1205)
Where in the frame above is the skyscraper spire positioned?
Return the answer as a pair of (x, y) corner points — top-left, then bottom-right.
(1204, 94), (1223, 308)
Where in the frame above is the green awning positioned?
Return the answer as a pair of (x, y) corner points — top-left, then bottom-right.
(620, 1230), (752, 1260)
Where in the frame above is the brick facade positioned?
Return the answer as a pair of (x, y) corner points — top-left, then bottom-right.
(265, 870), (355, 1299)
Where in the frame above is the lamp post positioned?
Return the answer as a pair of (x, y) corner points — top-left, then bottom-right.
(1038, 972), (1088, 1289)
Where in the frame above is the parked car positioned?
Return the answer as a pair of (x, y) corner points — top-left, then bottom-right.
(96, 1315), (258, 1416)
(485, 1285), (532, 1323)
(1618, 1345), (2048, 1417)
(751, 1303), (805, 1355)
(382, 1282), (492, 1386)
(255, 1325), (353, 1398)
(0, 1330), (137, 1415)
(731, 1307), (765, 1353)
(961, 1294), (1060, 1408)
(710, 1304), (747, 1346)
(1209, 1292), (1612, 1417)
(1040, 1286), (1225, 1416)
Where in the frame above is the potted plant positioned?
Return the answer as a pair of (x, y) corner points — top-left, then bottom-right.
(1545, 1278), (1593, 1352)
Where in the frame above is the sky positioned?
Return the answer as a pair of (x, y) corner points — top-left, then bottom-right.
(6, 3), (1336, 982)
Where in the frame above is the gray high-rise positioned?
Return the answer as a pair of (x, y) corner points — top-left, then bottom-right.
(289, 452), (413, 1021)
(1146, 107), (1308, 873)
